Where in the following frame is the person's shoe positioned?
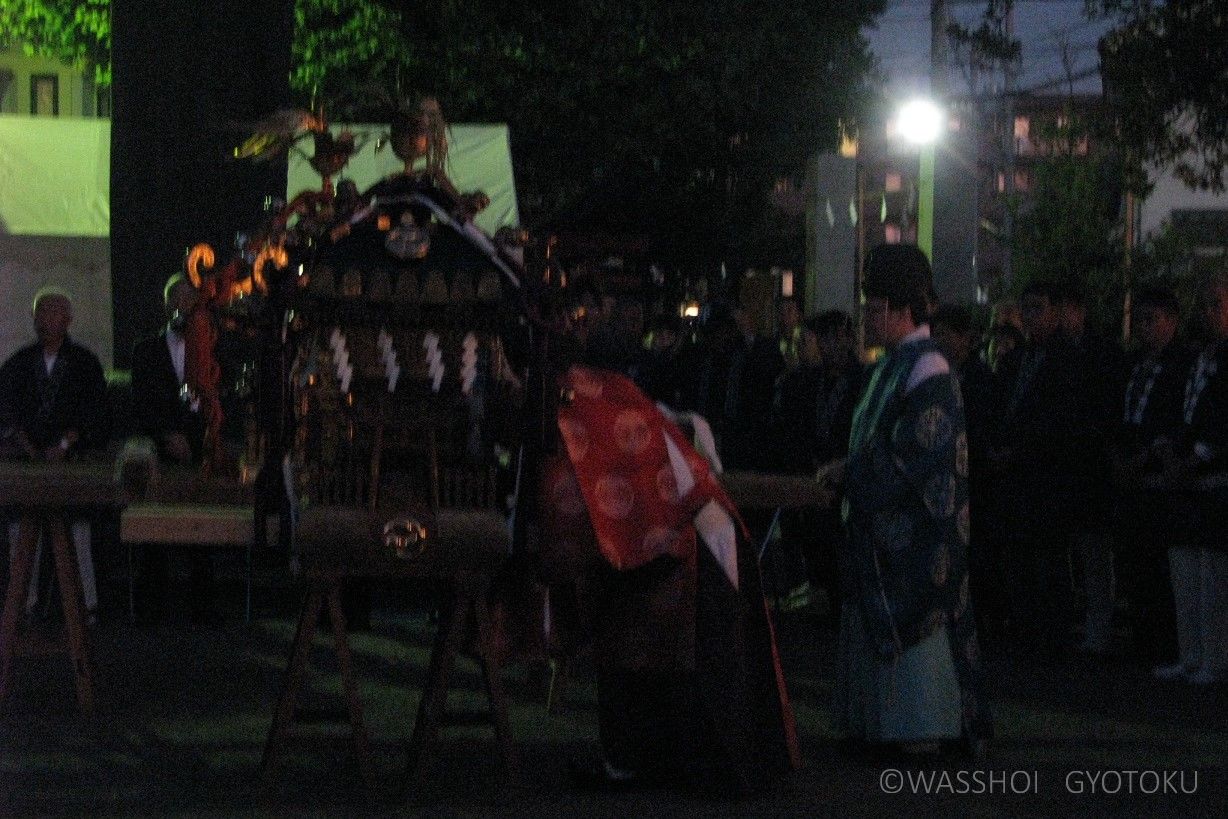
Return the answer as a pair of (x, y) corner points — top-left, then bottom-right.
(568, 757), (642, 792)
(1185, 666), (1224, 686)
(1152, 662), (1192, 681)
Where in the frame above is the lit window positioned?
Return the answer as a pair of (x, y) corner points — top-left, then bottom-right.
(885, 172), (902, 193)
(997, 172), (1006, 193)
(884, 223), (902, 243)
(1013, 116), (1029, 141)
(1014, 170), (1030, 192)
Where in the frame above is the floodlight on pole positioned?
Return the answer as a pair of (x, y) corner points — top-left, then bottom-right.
(895, 98), (943, 261)
(897, 98), (943, 146)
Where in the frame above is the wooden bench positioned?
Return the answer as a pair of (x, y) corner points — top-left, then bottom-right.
(119, 502), (256, 623)
(720, 469), (836, 511)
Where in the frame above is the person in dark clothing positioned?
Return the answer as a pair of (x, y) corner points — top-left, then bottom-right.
(1110, 286), (1194, 668)
(992, 282), (1089, 662)
(805, 310), (862, 624)
(0, 289), (109, 456)
(986, 322), (1024, 374)
(1153, 273), (1228, 685)
(682, 307), (739, 424)
(932, 304), (1006, 643)
(766, 319), (825, 608)
(129, 275), (219, 625)
(931, 305), (995, 451)
(777, 297), (804, 370)
(769, 321), (824, 473)
(719, 308), (785, 472)
(1055, 284), (1127, 655)
(638, 314), (686, 407)
(813, 311), (861, 466)
(588, 297), (648, 383)
(0, 287), (109, 619)
(131, 275), (207, 465)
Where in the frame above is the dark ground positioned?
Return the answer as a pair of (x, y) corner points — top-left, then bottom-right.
(1, 557), (1225, 818)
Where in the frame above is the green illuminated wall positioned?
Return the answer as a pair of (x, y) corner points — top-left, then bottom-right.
(0, 117), (519, 237)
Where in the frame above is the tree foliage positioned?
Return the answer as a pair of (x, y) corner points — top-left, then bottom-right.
(946, 0), (1020, 85)
(1090, 0), (1228, 192)
(1010, 118), (1125, 331)
(290, 0), (415, 104)
(2, 0), (888, 268)
(360, 0), (886, 267)
(0, 0), (111, 84)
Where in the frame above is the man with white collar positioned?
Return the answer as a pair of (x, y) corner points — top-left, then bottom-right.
(130, 274), (216, 625)
(0, 286), (109, 622)
(836, 244), (990, 757)
(1155, 272), (1228, 685)
(131, 274), (203, 465)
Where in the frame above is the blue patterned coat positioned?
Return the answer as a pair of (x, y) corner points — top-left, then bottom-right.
(844, 335), (991, 738)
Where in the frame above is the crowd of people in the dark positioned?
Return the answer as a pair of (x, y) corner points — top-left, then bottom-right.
(3, 255), (1225, 794)
(577, 271), (1228, 687)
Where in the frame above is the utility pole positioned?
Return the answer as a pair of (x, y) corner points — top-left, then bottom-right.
(917, 0), (949, 263)
(1001, 0), (1017, 285)
(931, 0), (949, 98)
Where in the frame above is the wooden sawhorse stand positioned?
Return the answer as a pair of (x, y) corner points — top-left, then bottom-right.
(259, 506), (515, 793)
(0, 515), (96, 716)
(0, 460), (147, 718)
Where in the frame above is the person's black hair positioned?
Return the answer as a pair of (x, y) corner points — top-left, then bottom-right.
(862, 243), (932, 323)
(1134, 285), (1180, 318)
(931, 303), (974, 336)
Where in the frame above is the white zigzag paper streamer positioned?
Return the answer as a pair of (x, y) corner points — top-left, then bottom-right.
(460, 332), (478, 395)
(329, 327), (352, 393)
(423, 331), (444, 393)
(378, 329), (400, 392)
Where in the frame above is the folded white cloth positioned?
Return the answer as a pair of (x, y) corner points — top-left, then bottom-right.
(662, 429), (738, 589)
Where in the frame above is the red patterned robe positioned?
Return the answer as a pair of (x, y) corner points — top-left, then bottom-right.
(540, 366), (798, 787)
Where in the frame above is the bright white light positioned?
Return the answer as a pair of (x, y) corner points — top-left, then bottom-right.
(897, 99), (943, 145)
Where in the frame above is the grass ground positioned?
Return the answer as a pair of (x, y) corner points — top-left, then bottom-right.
(1, 567), (1226, 817)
